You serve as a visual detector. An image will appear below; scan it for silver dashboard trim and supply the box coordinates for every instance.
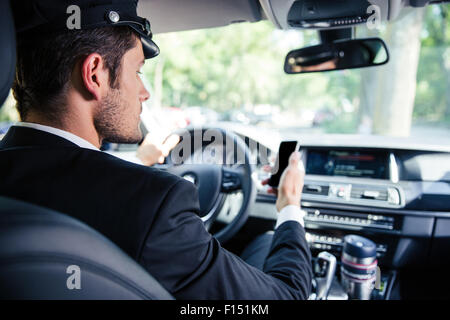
[389,152,399,183]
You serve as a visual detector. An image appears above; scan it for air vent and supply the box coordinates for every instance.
[351,187,388,201]
[303,184,330,196]
[301,180,403,207]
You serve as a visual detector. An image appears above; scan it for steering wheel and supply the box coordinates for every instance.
[157,127,256,243]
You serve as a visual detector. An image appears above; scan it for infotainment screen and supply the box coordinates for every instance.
[306,149,389,179]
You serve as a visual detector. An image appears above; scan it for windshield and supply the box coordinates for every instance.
[136,4,450,147]
[1,4,449,147]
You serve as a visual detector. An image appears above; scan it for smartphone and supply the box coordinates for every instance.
[268,140,300,187]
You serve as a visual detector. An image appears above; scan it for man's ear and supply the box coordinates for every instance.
[81,53,109,101]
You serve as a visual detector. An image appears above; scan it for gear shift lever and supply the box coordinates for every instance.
[314,251,337,300]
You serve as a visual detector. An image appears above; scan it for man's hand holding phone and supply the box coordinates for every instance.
[262,151,306,229]
[262,151,305,212]
[275,151,305,212]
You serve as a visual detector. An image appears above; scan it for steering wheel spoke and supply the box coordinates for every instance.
[221,167,244,193]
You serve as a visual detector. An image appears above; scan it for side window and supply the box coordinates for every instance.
[0,91,19,140]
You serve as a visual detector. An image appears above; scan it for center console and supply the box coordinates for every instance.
[277,147,406,299]
[253,142,449,299]
[310,233,396,300]
[310,252,396,300]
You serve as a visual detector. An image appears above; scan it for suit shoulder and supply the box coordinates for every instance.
[80,149,184,187]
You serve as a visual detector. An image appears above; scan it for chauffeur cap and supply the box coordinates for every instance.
[11,0,159,59]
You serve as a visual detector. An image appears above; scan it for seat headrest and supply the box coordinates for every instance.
[0,1,16,107]
[0,196,174,299]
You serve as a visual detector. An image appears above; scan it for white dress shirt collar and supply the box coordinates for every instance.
[14,122,99,151]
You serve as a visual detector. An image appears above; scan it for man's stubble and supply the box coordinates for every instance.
[94,87,142,144]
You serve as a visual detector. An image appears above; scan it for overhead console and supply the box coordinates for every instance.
[287,0,383,29]
[259,0,420,30]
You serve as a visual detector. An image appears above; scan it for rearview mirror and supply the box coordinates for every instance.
[284,38,389,74]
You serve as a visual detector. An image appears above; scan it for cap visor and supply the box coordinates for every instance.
[128,25,159,59]
[141,36,160,59]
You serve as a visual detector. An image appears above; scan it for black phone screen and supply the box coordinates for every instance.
[268,141,299,187]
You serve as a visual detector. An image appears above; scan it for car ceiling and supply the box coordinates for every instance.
[138,0,263,34]
[138,0,439,34]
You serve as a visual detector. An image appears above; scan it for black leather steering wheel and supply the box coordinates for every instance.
[158,127,256,243]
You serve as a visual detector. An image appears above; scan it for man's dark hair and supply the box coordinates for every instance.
[13,26,138,123]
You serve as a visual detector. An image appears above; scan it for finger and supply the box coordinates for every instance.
[164,134,181,148]
[288,151,300,167]
[267,188,278,195]
[161,134,181,156]
[288,152,305,173]
[298,159,305,173]
[142,133,159,145]
[261,178,270,185]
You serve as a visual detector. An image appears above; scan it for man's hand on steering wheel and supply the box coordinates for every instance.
[137,133,181,166]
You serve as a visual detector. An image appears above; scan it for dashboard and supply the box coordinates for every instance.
[178,129,450,296]
[111,126,450,298]
[246,138,450,299]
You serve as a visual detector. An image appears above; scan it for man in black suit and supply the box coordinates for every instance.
[0,0,312,299]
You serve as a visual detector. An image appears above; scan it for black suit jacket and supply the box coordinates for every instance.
[0,126,312,299]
